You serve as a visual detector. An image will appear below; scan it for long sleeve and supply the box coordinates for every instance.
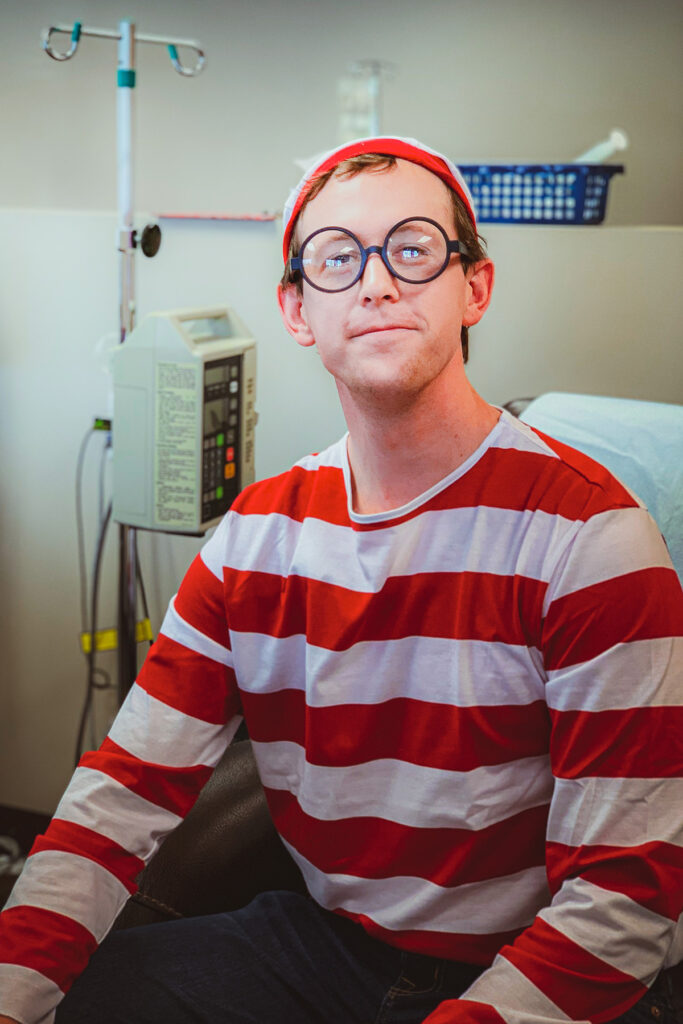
[0,516,243,1024]
[423,504,683,1023]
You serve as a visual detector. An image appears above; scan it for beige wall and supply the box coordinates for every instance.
[0,0,681,224]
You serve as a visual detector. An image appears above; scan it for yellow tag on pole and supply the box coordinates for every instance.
[80,618,153,653]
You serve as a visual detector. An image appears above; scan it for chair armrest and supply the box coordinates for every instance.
[115,739,305,929]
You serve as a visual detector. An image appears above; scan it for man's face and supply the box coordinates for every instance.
[279,159,491,411]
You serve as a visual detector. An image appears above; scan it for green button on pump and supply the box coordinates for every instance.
[216,486,224,500]
[217,433,225,447]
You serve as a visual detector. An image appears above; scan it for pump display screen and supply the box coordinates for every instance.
[202,356,242,521]
[182,315,234,343]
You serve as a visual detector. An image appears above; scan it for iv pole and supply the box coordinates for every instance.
[42,21,206,703]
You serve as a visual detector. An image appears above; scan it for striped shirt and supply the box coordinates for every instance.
[1,410,682,1024]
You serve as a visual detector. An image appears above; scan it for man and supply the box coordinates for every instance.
[0,137,681,1024]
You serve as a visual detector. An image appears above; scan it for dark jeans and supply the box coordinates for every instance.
[56,891,678,1023]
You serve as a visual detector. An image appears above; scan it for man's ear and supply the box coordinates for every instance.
[462,259,495,327]
[277,283,316,348]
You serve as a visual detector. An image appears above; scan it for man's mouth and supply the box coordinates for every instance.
[350,324,416,338]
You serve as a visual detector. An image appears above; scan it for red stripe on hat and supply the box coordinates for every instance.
[283,137,476,262]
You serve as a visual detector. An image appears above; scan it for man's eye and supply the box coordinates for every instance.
[393,244,429,262]
[325,253,352,268]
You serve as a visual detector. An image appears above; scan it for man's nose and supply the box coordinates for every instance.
[358,251,400,303]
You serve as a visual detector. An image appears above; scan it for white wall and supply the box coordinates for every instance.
[0,0,681,224]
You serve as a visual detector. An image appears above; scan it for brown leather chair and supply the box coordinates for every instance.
[114,735,305,930]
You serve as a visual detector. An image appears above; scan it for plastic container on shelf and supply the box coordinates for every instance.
[458,163,624,225]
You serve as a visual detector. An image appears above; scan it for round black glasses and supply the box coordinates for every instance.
[289,216,470,293]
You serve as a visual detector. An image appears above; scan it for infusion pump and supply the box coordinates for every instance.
[112,307,256,534]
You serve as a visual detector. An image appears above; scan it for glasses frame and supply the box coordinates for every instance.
[289,216,470,294]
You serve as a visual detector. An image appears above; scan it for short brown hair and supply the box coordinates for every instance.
[280,154,487,363]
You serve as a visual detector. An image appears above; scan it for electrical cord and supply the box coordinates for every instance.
[75,425,99,630]
[98,426,110,526]
[74,500,113,767]
[75,424,115,756]
[74,419,155,762]
[134,533,154,648]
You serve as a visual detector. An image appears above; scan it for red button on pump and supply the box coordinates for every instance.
[226,446,235,462]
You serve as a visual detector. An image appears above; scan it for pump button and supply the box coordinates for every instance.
[217,432,225,447]
[224,463,236,480]
[216,486,224,500]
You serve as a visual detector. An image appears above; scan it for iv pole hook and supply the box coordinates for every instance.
[43,22,82,61]
[42,22,206,77]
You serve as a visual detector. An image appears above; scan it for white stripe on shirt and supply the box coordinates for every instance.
[462,954,572,1023]
[253,741,553,831]
[290,844,549,936]
[547,776,683,848]
[0,963,61,1024]
[221,506,577,589]
[159,597,233,666]
[547,506,672,604]
[5,850,130,942]
[53,767,182,861]
[546,637,683,711]
[233,633,546,705]
[109,683,239,768]
[537,875,676,984]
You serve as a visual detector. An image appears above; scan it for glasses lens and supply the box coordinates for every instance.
[300,229,362,291]
[386,220,448,281]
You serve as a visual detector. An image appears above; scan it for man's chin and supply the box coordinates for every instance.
[336,370,429,414]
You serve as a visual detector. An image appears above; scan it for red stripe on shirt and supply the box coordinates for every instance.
[79,738,213,817]
[500,916,647,1022]
[424,1003,507,1024]
[546,840,683,920]
[233,447,636,529]
[137,635,240,725]
[334,908,523,966]
[543,567,683,670]
[174,553,231,649]
[529,428,638,509]
[0,905,97,992]
[28,819,144,893]
[244,689,549,770]
[266,787,548,885]
[235,464,350,526]
[226,571,547,651]
[549,706,683,779]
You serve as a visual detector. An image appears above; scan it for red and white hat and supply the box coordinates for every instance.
[282,135,477,264]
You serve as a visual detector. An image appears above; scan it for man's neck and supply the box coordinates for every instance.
[341,376,500,515]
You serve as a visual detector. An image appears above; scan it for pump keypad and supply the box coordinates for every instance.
[202,356,241,522]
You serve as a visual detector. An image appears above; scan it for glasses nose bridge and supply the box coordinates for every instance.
[360,242,395,281]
